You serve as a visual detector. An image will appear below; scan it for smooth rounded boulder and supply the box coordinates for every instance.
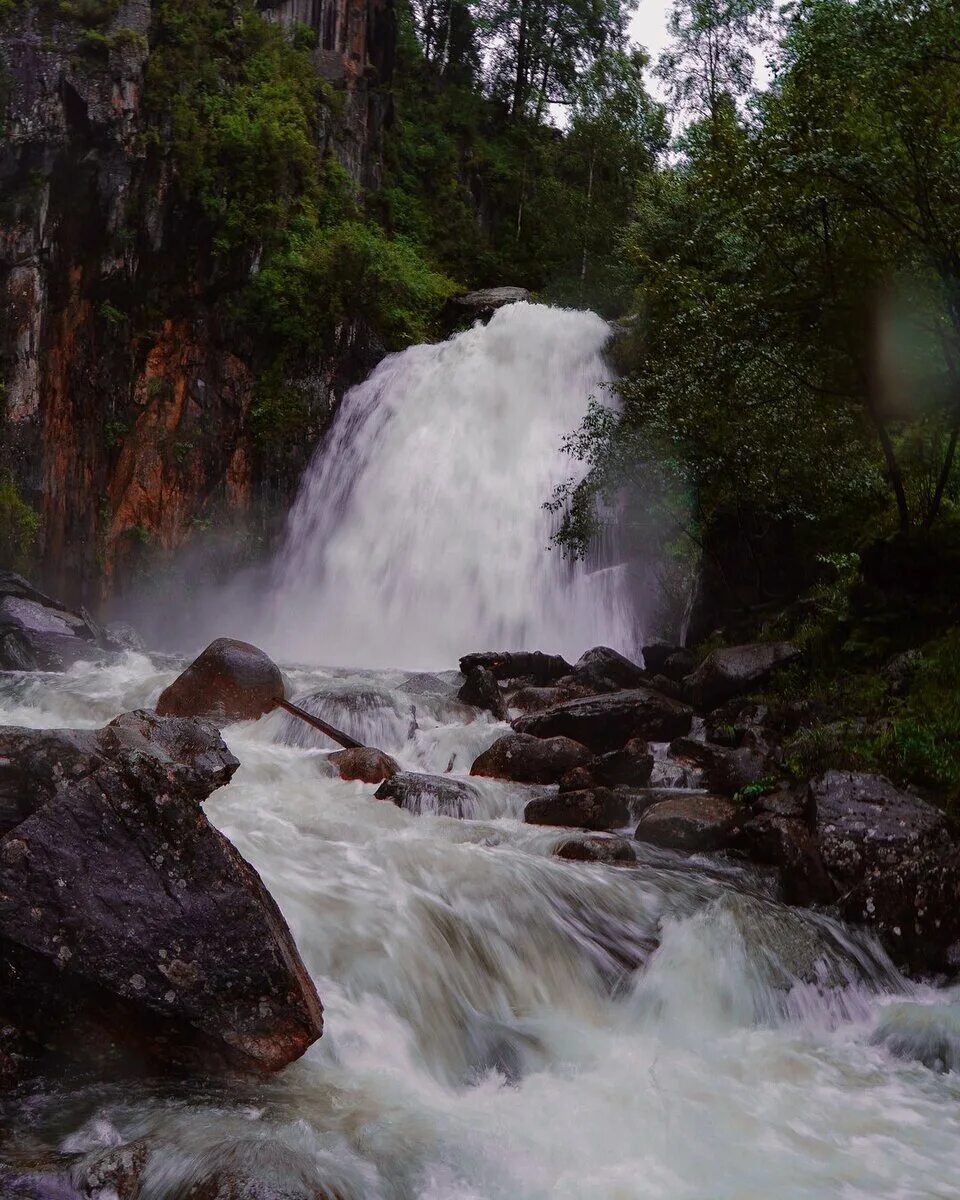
[329,746,400,784]
[571,645,648,693]
[685,642,800,710]
[524,788,630,831]
[554,834,637,865]
[156,638,284,726]
[470,732,592,784]
[634,793,740,852]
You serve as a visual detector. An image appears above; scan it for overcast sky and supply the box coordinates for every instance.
[629,3,672,61]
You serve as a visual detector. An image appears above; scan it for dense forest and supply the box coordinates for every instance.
[2,0,959,801]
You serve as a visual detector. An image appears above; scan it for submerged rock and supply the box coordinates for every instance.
[156,638,284,726]
[470,732,591,785]
[0,711,322,1082]
[457,666,507,719]
[685,642,800,710]
[634,793,740,852]
[375,772,483,818]
[524,788,630,831]
[512,688,693,753]
[554,834,637,865]
[329,747,399,784]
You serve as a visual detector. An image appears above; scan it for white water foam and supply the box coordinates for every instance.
[266,303,639,669]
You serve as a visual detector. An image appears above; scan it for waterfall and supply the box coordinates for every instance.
[266,302,640,669]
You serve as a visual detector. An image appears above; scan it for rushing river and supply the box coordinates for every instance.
[2,656,960,1198]
[2,303,960,1196]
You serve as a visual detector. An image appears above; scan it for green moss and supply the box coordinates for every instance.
[0,471,41,573]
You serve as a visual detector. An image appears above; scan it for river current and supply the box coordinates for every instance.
[1,655,959,1198]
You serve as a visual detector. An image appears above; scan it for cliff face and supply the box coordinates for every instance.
[0,0,394,607]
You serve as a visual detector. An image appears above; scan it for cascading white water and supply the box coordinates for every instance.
[3,657,960,1200]
[266,303,638,669]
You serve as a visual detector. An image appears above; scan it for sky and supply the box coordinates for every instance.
[629,2,673,62]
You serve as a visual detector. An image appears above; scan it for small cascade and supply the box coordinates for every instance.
[266,303,641,669]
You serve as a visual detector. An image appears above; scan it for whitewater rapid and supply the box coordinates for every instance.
[2,656,960,1199]
[266,303,638,669]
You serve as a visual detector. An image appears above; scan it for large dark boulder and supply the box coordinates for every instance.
[524,788,630,831]
[809,771,960,974]
[0,711,322,1081]
[459,650,572,685]
[592,738,653,787]
[451,286,531,322]
[571,646,648,693]
[375,772,483,818]
[685,642,800,710]
[668,732,781,796]
[470,732,592,784]
[512,688,693,753]
[457,666,507,719]
[156,638,284,726]
[0,570,126,671]
[634,793,740,852]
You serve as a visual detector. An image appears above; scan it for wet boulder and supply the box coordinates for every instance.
[470,732,592,785]
[329,747,399,784]
[507,684,587,714]
[0,711,323,1081]
[375,772,483,818]
[668,733,781,796]
[684,642,800,710]
[459,650,572,685]
[457,666,507,720]
[592,738,654,788]
[554,834,637,865]
[639,641,681,675]
[0,570,120,671]
[737,810,835,908]
[809,771,960,973]
[156,638,284,726]
[571,646,648,693]
[634,793,740,852]
[558,765,596,792]
[524,788,630,831]
[512,688,693,753]
[451,286,531,321]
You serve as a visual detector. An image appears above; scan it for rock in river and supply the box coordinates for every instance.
[634,793,740,852]
[0,570,127,671]
[524,788,630,831]
[0,710,322,1082]
[156,638,285,725]
[570,645,648,693]
[376,772,484,818]
[329,746,400,784]
[470,732,592,785]
[512,688,693,753]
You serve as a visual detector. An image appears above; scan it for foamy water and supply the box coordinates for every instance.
[265,303,639,668]
[3,655,960,1199]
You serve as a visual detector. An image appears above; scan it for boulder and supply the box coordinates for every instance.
[737,811,835,908]
[156,638,284,726]
[809,771,960,973]
[457,666,507,719]
[470,732,591,785]
[512,688,693,753]
[634,793,740,852]
[668,733,781,796]
[0,570,119,671]
[451,286,531,320]
[684,642,800,710]
[571,646,647,693]
[558,765,596,792]
[0,711,322,1081]
[662,649,696,682]
[554,834,637,865]
[592,738,653,787]
[524,788,630,831]
[375,772,482,818]
[459,650,572,685]
[329,747,399,784]
[508,684,586,714]
[640,641,681,675]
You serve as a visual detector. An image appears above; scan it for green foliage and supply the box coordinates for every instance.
[0,472,41,572]
[99,300,126,327]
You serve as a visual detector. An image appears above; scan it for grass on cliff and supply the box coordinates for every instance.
[0,470,40,573]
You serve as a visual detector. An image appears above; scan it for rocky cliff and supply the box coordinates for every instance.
[0,0,395,608]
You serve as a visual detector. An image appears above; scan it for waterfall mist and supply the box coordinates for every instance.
[264,302,643,669]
